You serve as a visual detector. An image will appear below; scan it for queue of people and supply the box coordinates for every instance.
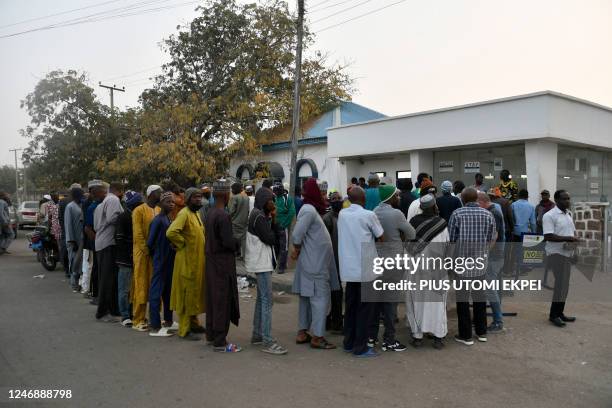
[0,167,578,357]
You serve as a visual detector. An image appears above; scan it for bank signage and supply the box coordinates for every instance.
[439,161,454,173]
[464,161,480,173]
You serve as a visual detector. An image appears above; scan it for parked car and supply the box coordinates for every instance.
[18,201,40,229]
[8,206,18,238]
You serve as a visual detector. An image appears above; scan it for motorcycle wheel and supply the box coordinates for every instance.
[41,248,57,271]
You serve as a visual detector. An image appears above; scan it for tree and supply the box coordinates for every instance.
[104,0,352,185]
[0,165,17,194]
[20,70,122,190]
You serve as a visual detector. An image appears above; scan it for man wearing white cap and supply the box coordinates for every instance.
[130,185,162,331]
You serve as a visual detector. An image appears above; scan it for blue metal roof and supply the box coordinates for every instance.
[302,101,386,139]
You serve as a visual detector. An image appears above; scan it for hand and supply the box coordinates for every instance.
[291,248,300,260]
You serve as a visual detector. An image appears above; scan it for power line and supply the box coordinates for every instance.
[310,0,373,24]
[0,0,126,30]
[316,0,407,33]
[101,65,161,81]
[308,0,354,14]
[308,0,333,9]
[0,0,196,39]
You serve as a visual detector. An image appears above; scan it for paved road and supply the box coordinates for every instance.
[1,238,611,408]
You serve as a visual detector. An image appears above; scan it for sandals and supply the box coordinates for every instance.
[310,337,336,350]
[214,343,242,353]
[132,322,149,332]
[295,331,312,344]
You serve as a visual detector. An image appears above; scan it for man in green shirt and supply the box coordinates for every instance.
[274,182,295,274]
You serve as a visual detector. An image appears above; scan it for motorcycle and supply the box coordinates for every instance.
[27,225,58,271]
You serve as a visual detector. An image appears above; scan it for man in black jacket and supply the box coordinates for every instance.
[115,190,142,327]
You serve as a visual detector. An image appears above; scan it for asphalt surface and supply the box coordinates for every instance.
[1,237,611,408]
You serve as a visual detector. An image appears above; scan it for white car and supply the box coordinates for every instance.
[18,201,40,229]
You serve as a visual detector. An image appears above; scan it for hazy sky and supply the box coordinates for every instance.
[1,0,611,166]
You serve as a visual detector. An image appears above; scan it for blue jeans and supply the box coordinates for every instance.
[252,272,273,344]
[486,258,504,324]
[117,265,133,321]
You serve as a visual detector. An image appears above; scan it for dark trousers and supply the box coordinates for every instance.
[149,262,174,330]
[91,251,99,297]
[343,282,376,355]
[456,288,487,340]
[368,302,397,343]
[205,286,232,348]
[59,238,69,276]
[548,254,571,319]
[95,246,119,318]
[327,288,344,329]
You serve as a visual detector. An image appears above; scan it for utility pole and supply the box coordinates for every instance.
[98,82,125,113]
[288,0,305,202]
[9,148,23,205]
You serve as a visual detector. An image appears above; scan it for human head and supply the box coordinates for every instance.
[416,173,429,188]
[348,186,366,207]
[231,182,243,196]
[200,184,211,200]
[554,190,570,211]
[70,187,84,202]
[329,191,342,213]
[50,192,60,203]
[245,185,254,196]
[262,179,274,190]
[213,179,231,206]
[419,193,438,216]
[440,180,453,195]
[500,169,510,182]
[254,186,275,214]
[159,192,175,214]
[419,178,437,197]
[474,173,484,185]
[461,187,478,204]
[351,177,358,185]
[379,184,399,209]
[518,189,529,200]
[273,182,284,197]
[185,187,203,211]
[110,182,124,200]
[453,180,465,196]
[318,181,328,196]
[487,187,501,200]
[90,185,107,202]
[146,185,162,205]
[367,173,380,188]
[540,189,550,201]
[397,178,413,192]
[477,191,491,208]
[358,177,366,187]
[124,190,143,211]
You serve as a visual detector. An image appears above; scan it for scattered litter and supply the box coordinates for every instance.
[237,277,250,293]
[32,274,45,279]
[581,361,588,365]
[277,291,285,296]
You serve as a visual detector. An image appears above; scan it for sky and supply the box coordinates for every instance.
[1,0,612,166]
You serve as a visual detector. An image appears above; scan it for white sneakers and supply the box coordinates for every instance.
[149,327,175,337]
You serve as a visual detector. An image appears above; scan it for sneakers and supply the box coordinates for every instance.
[250,336,263,345]
[476,335,487,342]
[149,327,174,337]
[432,337,444,350]
[410,337,423,348]
[163,321,179,331]
[487,322,505,333]
[367,338,378,348]
[355,347,379,358]
[381,340,407,352]
[454,335,474,346]
[120,318,133,327]
[261,342,288,355]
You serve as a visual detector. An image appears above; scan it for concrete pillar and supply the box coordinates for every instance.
[409,150,434,182]
[525,140,558,206]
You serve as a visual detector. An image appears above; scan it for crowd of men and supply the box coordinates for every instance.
[0,168,579,356]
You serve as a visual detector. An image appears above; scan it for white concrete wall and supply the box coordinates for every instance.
[525,140,558,206]
[549,97,612,149]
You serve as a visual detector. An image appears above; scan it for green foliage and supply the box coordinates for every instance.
[0,165,17,194]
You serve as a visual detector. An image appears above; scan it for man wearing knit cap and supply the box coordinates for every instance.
[407,178,437,222]
[130,185,161,331]
[167,187,207,340]
[436,180,462,223]
[199,184,213,223]
[65,185,85,292]
[204,179,242,352]
[228,182,249,260]
[147,191,177,336]
[371,185,415,352]
[406,193,450,349]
